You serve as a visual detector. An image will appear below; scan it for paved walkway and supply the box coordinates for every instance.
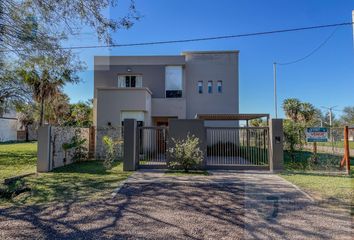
[0,170,353,239]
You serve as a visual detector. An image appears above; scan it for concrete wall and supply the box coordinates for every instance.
[37,126,90,172]
[94,56,186,98]
[184,51,239,119]
[151,98,186,118]
[95,88,152,127]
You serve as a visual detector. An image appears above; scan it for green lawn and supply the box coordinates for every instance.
[0,142,37,180]
[281,151,353,211]
[280,172,353,207]
[0,142,131,206]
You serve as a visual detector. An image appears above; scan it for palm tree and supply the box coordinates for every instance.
[282,98,302,122]
[18,56,80,126]
[299,102,316,124]
[17,104,35,142]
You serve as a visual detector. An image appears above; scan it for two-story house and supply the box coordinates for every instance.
[93,50,239,128]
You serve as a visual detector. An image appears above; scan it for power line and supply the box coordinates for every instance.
[277,26,339,66]
[1,21,353,52]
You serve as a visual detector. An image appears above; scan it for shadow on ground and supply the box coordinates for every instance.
[0,172,352,240]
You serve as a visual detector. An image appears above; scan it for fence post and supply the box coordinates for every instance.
[37,125,52,172]
[88,126,95,159]
[341,126,350,175]
[123,119,138,171]
[269,119,284,172]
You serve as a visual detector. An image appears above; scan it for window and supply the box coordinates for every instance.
[118,75,142,88]
[208,81,213,93]
[165,66,183,98]
[198,81,203,94]
[217,80,222,93]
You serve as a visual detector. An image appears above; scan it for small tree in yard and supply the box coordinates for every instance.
[102,136,123,170]
[283,120,305,161]
[167,134,203,172]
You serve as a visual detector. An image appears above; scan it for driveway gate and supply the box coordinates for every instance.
[138,126,168,167]
[206,127,269,167]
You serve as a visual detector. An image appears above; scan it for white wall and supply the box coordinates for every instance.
[0,118,18,142]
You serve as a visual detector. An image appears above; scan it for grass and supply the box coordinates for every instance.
[165,169,210,176]
[281,151,354,212]
[0,161,131,206]
[0,142,37,180]
[0,142,131,206]
[316,141,354,148]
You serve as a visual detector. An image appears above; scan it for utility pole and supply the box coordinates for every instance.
[273,62,278,118]
[321,106,338,127]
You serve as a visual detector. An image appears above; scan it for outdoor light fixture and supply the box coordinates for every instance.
[127,67,132,72]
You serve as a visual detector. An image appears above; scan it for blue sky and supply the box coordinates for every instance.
[63,0,354,118]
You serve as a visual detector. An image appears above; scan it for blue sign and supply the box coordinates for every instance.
[305,128,328,142]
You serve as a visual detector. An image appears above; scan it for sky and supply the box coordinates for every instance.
[63,0,354,119]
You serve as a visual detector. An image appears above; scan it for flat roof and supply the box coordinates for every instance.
[182,50,239,55]
[195,113,269,121]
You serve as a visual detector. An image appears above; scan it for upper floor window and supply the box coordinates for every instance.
[208,81,213,93]
[217,80,222,93]
[198,81,203,94]
[118,75,142,88]
[165,66,182,98]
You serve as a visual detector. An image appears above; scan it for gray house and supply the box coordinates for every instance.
[93,50,239,128]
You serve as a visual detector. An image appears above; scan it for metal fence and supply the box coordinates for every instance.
[293,127,352,172]
[138,126,168,166]
[206,127,269,166]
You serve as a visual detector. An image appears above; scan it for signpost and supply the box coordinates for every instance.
[305,127,328,142]
[306,128,328,163]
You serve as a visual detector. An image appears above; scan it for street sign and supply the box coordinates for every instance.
[305,128,328,142]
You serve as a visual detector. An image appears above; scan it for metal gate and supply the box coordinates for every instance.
[138,126,168,167]
[206,127,269,167]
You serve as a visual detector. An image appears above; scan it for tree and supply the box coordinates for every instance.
[16,103,35,142]
[64,100,93,127]
[299,102,316,125]
[44,92,70,125]
[249,118,267,127]
[18,55,82,126]
[0,62,31,115]
[282,98,302,122]
[0,0,140,55]
[341,106,354,126]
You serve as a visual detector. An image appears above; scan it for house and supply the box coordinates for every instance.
[93,50,239,128]
[0,110,18,142]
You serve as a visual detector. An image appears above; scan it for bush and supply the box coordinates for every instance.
[102,135,123,169]
[283,120,305,161]
[167,134,203,172]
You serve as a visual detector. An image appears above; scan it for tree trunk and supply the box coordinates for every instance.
[39,97,44,126]
[25,125,29,142]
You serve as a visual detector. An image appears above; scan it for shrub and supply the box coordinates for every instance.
[62,129,88,165]
[283,120,305,161]
[167,134,203,172]
[102,135,123,169]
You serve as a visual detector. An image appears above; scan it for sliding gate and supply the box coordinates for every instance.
[138,126,168,168]
[206,127,269,167]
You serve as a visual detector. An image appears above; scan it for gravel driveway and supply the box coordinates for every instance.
[0,170,352,240]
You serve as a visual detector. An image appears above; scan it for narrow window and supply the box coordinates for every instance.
[165,66,183,98]
[208,81,212,93]
[217,80,222,93]
[125,76,130,87]
[130,76,136,87]
[198,81,203,94]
